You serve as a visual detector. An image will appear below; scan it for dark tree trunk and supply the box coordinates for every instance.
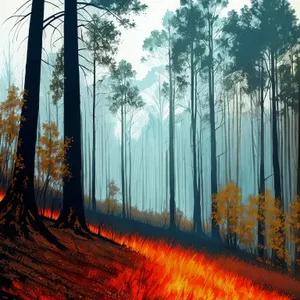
[287,108,292,205]
[57,0,87,231]
[121,103,126,218]
[165,149,168,211]
[124,107,129,217]
[295,78,300,274]
[92,55,96,212]
[227,93,231,181]
[36,115,41,200]
[258,60,265,259]
[84,104,89,209]
[224,91,228,184]
[270,50,284,268]
[168,24,176,230]
[209,21,219,239]
[128,128,132,220]
[250,96,256,193]
[0,0,53,239]
[88,133,92,205]
[191,46,201,233]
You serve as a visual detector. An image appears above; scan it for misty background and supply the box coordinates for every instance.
[0,0,300,222]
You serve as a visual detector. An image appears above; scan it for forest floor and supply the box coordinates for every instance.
[1,214,300,299]
[0,220,146,299]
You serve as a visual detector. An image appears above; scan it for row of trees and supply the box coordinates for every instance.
[212,182,300,271]
[139,0,299,270]
[0,0,146,238]
[0,0,299,273]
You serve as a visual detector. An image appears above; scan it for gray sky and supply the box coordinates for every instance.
[0,0,299,83]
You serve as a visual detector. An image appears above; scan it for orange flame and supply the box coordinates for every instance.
[38,208,59,220]
[0,190,5,202]
[36,209,295,300]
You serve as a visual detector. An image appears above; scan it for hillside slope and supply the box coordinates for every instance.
[0,221,144,299]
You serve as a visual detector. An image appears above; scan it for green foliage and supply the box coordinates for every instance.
[142,11,175,66]
[89,0,147,28]
[172,3,205,73]
[223,0,298,94]
[49,47,64,105]
[85,14,120,67]
[251,0,298,54]
[108,60,144,114]
[142,30,168,52]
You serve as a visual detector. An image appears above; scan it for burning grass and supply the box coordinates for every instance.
[89,224,299,300]
[1,208,299,299]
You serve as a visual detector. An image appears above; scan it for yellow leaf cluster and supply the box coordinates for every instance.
[0,86,24,177]
[36,122,72,189]
[0,86,23,143]
[264,190,289,263]
[238,196,257,251]
[213,182,242,247]
[286,196,300,266]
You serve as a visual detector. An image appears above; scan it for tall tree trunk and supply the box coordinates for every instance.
[88,134,92,205]
[128,126,132,220]
[295,76,300,274]
[237,86,242,187]
[80,111,85,209]
[92,54,96,212]
[159,78,164,213]
[37,114,41,200]
[0,0,44,231]
[283,102,288,209]
[224,90,228,184]
[258,59,265,259]
[0,0,61,245]
[236,88,239,186]
[197,131,203,233]
[250,96,256,193]
[168,24,176,230]
[287,108,292,204]
[270,49,284,267]
[227,93,231,181]
[124,106,129,217]
[191,45,199,232]
[56,102,59,131]
[166,149,169,211]
[209,21,219,239]
[121,103,126,218]
[199,123,205,230]
[84,103,88,208]
[58,0,87,230]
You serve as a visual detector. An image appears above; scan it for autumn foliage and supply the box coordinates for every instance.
[0,86,24,188]
[36,122,71,210]
[212,183,300,270]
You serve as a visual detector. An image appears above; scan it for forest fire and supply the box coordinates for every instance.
[0,190,5,201]
[33,209,295,300]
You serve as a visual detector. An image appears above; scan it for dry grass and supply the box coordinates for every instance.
[1,209,300,299]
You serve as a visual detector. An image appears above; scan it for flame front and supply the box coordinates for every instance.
[36,209,293,300]
[0,190,5,202]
